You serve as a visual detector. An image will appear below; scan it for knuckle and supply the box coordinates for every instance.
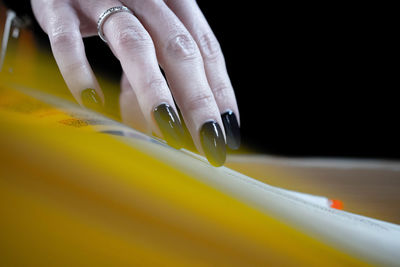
[50,30,79,51]
[165,33,199,61]
[62,61,85,75]
[137,77,166,96]
[198,32,222,62]
[114,25,153,53]
[184,92,215,112]
[147,78,167,92]
[212,84,231,99]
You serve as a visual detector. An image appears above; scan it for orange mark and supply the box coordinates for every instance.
[330,199,344,210]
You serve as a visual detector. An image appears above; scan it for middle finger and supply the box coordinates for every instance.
[126,0,227,166]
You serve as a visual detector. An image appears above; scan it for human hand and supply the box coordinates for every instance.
[31,0,240,166]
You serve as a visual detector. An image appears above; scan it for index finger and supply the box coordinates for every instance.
[32,1,104,110]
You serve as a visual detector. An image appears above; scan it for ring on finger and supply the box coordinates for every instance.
[97,6,134,43]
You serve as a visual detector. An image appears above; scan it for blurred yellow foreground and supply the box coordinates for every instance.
[1,8,398,266]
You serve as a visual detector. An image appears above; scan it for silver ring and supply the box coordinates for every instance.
[97,6,133,43]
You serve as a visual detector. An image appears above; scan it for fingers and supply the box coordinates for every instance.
[33,0,238,166]
[120,72,148,134]
[81,1,186,149]
[31,0,104,110]
[165,0,241,150]
[128,0,227,166]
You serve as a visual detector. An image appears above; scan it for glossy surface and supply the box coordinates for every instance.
[200,121,226,167]
[81,89,102,111]
[221,110,240,150]
[153,103,185,149]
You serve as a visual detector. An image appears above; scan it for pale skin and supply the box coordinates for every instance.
[31,0,240,163]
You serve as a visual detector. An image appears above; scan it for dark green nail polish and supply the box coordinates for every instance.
[81,89,102,110]
[200,121,226,167]
[221,110,241,150]
[153,103,185,149]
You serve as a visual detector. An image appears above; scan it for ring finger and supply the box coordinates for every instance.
[80,0,187,150]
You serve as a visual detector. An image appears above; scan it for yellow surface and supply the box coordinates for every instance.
[0,91,365,266]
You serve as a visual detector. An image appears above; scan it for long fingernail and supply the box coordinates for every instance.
[153,103,185,149]
[81,89,102,110]
[221,110,241,150]
[200,121,226,167]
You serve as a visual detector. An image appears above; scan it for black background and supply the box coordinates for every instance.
[6,1,399,158]
[194,2,399,158]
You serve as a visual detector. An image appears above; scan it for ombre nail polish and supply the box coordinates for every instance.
[81,89,102,110]
[200,121,226,167]
[221,110,241,150]
[153,103,185,149]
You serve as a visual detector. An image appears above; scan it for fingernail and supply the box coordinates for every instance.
[81,89,102,110]
[153,103,185,149]
[200,121,226,167]
[221,110,241,150]
[176,108,196,151]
